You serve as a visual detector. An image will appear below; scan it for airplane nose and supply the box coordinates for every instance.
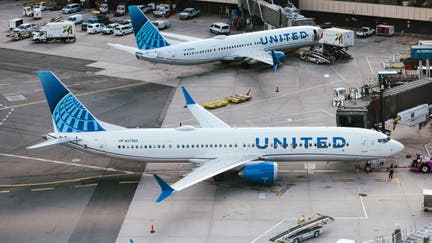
[392,140,404,153]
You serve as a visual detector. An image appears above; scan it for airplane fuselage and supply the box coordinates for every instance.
[135,26,321,64]
[51,126,402,163]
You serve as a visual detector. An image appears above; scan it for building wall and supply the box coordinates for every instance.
[299,0,432,22]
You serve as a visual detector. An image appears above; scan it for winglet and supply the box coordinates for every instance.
[271,51,278,73]
[181,86,195,105]
[153,174,175,203]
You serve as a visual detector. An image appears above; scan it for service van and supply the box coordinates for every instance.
[62,3,80,14]
[114,24,133,36]
[66,14,83,24]
[87,23,103,34]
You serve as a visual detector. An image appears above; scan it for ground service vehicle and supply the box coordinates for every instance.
[410,157,432,173]
[102,23,119,34]
[153,4,170,17]
[87,23,104,34]
[23,6,33,17]
[152,20,169,30]
[66,14,83,24]
[33,8,42,19]
[209,22,230,35]
[356,27,374,37]
[81,15,108,30]
[114,5,126,16]
[99,3,109,14]
[32,22,76,42]
[114,24,133,36]
[376,24,395,36]
[179,8,200,20]
[8,18,23,30]
[137,5,151,13]
[8,23,33,40]
[62,3,80,14]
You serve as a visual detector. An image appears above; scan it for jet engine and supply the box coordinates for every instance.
[273,51,286,63]
[238,161,278,184]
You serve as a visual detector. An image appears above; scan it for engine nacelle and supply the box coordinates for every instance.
[239,161,278,185]
[273,51,286,63]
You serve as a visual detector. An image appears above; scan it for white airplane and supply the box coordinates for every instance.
[108,6,323,71]
[29,71,404,202]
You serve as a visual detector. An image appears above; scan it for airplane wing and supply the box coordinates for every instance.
[153,154,258,202]
[161,32,203,42]
[243,50,281,72]
[181,86,230,128]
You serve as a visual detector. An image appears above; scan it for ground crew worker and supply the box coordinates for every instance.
[388,163,394,180]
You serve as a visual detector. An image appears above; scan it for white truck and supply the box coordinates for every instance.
[319,27,354,48]
[7,23,34,40]
[33,8,42,19]
[356,27,374,37]
[179,8,200,20]
[8,18,23,30]
[153,4,170,17]
[32,22,76,43]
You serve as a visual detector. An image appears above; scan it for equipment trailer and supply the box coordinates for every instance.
[270,214,334,243]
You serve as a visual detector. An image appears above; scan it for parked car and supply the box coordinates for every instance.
[114,24,133,36]
[152,20,169,30]
[23,6,34,17]
[137,5,151,13]
[356,27,374,38]
[153,4,170,17]
[81,14,109,31]
[87,23,104,34]
[179,8,200,20]
[7,23,34,40]
[102,23,119,34]
[66,14,83,24]
[62,3,80,14]
[209,22,230,35]
[99,3,109,14]
[114,5,126,16]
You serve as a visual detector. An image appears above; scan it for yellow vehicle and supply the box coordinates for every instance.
[203,99,228,109]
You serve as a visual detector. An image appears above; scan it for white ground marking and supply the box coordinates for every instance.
[365,56,374,74]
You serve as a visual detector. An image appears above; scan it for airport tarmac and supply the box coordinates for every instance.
[0,1,431,242]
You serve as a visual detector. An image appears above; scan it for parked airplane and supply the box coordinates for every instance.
[108,6,323,71]
[29,71,404,202]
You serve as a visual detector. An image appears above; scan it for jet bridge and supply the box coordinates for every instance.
[239,0,315,28]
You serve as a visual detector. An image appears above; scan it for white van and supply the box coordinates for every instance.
[66,14,83,24]
[62,3,80,14]
[114,24,133,36]
[87,23,103,34]
[209,22,230,35]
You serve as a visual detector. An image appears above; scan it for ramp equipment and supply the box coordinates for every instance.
[269,214,334,243]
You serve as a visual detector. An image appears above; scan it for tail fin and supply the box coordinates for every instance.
[38,71,123,133]
[128,5,170,50]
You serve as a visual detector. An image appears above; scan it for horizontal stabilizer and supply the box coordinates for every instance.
[153,174,175,203]
[27,137,80,149]
[107,43,139,55]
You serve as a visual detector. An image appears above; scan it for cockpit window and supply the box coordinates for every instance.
[378,137,390,143]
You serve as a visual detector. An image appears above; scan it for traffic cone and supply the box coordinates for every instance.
[275,84,279,93]
[150,224,155,233]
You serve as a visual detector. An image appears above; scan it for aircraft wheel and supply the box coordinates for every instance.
[364,164,372,173]
[421,164,430,173]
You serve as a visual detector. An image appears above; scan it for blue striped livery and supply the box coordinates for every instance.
[128,5,170,50]
[38,71,105,133]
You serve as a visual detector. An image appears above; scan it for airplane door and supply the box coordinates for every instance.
[361,137,368,152]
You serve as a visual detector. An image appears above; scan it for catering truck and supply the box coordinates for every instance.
[32,22,76,43]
